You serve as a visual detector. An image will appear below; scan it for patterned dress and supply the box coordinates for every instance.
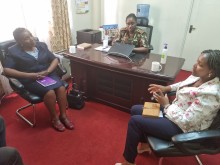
[165,75,220,132]
[114,27,149,48]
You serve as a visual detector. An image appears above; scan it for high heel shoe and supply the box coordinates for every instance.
[51,119,65,132]
[115,162,135,165]
[59,116,74,130]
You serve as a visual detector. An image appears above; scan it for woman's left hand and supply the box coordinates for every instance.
[152,89,169,107]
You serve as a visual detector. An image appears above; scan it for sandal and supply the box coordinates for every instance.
[115,162,135,165]
[51,119,65,132]
[137,143,151,154]
[59,116,74,130]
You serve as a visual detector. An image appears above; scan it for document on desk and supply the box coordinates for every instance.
[94,46,111,52]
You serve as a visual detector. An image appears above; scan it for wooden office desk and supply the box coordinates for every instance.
[62,44,185,112]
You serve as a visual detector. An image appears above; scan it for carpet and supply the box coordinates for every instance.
[1,70,220,165]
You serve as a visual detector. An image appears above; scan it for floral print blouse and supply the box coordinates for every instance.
[165,75,220,132]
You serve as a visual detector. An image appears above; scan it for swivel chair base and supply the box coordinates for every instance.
[158,155,202,165]
[195,155,203,165]
[16,103,36,127]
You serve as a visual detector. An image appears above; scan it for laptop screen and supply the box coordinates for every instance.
[107,42,135,58]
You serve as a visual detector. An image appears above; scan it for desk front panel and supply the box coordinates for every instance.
[64,44,184,112]
[71,60,170,112]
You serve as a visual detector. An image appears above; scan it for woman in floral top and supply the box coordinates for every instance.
[116,49,220,165]
[113,13,150,53]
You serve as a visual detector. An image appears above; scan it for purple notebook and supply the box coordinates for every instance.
[36,76,57,87]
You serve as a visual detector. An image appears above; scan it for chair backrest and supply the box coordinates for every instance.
[136,17,153,45]
[0,38,39,65]
[0,39,16,63]
[209,109,220,129]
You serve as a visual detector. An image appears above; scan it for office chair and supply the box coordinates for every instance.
[146,92,220,165]
[136,17,153,52]
[0,39,69,127]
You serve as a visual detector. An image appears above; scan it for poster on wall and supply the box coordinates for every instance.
[76,0,89,14]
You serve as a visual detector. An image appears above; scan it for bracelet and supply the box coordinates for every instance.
[163,104,170,115]
[164,104,170,109]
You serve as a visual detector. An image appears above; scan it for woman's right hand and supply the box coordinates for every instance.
[148,84,166,93]
[30,73,45,80]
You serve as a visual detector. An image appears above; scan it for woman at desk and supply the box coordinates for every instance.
[113,13,149,53]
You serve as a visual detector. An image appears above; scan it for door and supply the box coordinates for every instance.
[181,0,220,71]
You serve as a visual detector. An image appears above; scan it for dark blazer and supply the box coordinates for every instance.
[4,42,57,84]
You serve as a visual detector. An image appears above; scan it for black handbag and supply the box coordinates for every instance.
[67,83,85,110]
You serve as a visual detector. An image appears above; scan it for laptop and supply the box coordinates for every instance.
[107,42,135,58]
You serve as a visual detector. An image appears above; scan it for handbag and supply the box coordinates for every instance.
[67,83,85,110]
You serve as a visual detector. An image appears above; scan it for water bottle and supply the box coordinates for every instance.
[161,44,168,64]
[103,35,108,48]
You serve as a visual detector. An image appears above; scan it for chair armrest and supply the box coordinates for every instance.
[8,78,24,90]
[167,91,176,96]
[149,45,153,50]
[56,63,67,77]
[172,130,220,143]
[172,130,220,154]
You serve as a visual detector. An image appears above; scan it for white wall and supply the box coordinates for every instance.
[68,0,101,44]
[102,0,193,57]
[68,0,192,57]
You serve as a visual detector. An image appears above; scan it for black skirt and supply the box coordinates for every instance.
[23,75,65,97]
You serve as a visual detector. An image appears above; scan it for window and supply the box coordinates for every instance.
[0,0,51,42]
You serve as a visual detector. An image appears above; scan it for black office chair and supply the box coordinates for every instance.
[0,39,69,127]
[136,17,153,52]
[146,92,220,165]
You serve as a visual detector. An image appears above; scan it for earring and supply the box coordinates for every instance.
[208,73,212,78]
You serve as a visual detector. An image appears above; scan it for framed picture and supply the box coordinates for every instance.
[76,0,89,14]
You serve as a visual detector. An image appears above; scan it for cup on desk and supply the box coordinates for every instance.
[151,61,162,72]
[69,45,76,54]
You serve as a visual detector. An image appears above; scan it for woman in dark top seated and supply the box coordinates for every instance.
[3,28,74,132]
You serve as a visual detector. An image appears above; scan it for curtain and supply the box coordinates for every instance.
[50,0,71,52]
[20,0,52,45]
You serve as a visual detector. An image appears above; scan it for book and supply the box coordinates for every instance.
[142,102,160,118]
[77,43,92,49]
[36,76,57,87]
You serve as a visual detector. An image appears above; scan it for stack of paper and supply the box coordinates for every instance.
[94,46,111,52]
